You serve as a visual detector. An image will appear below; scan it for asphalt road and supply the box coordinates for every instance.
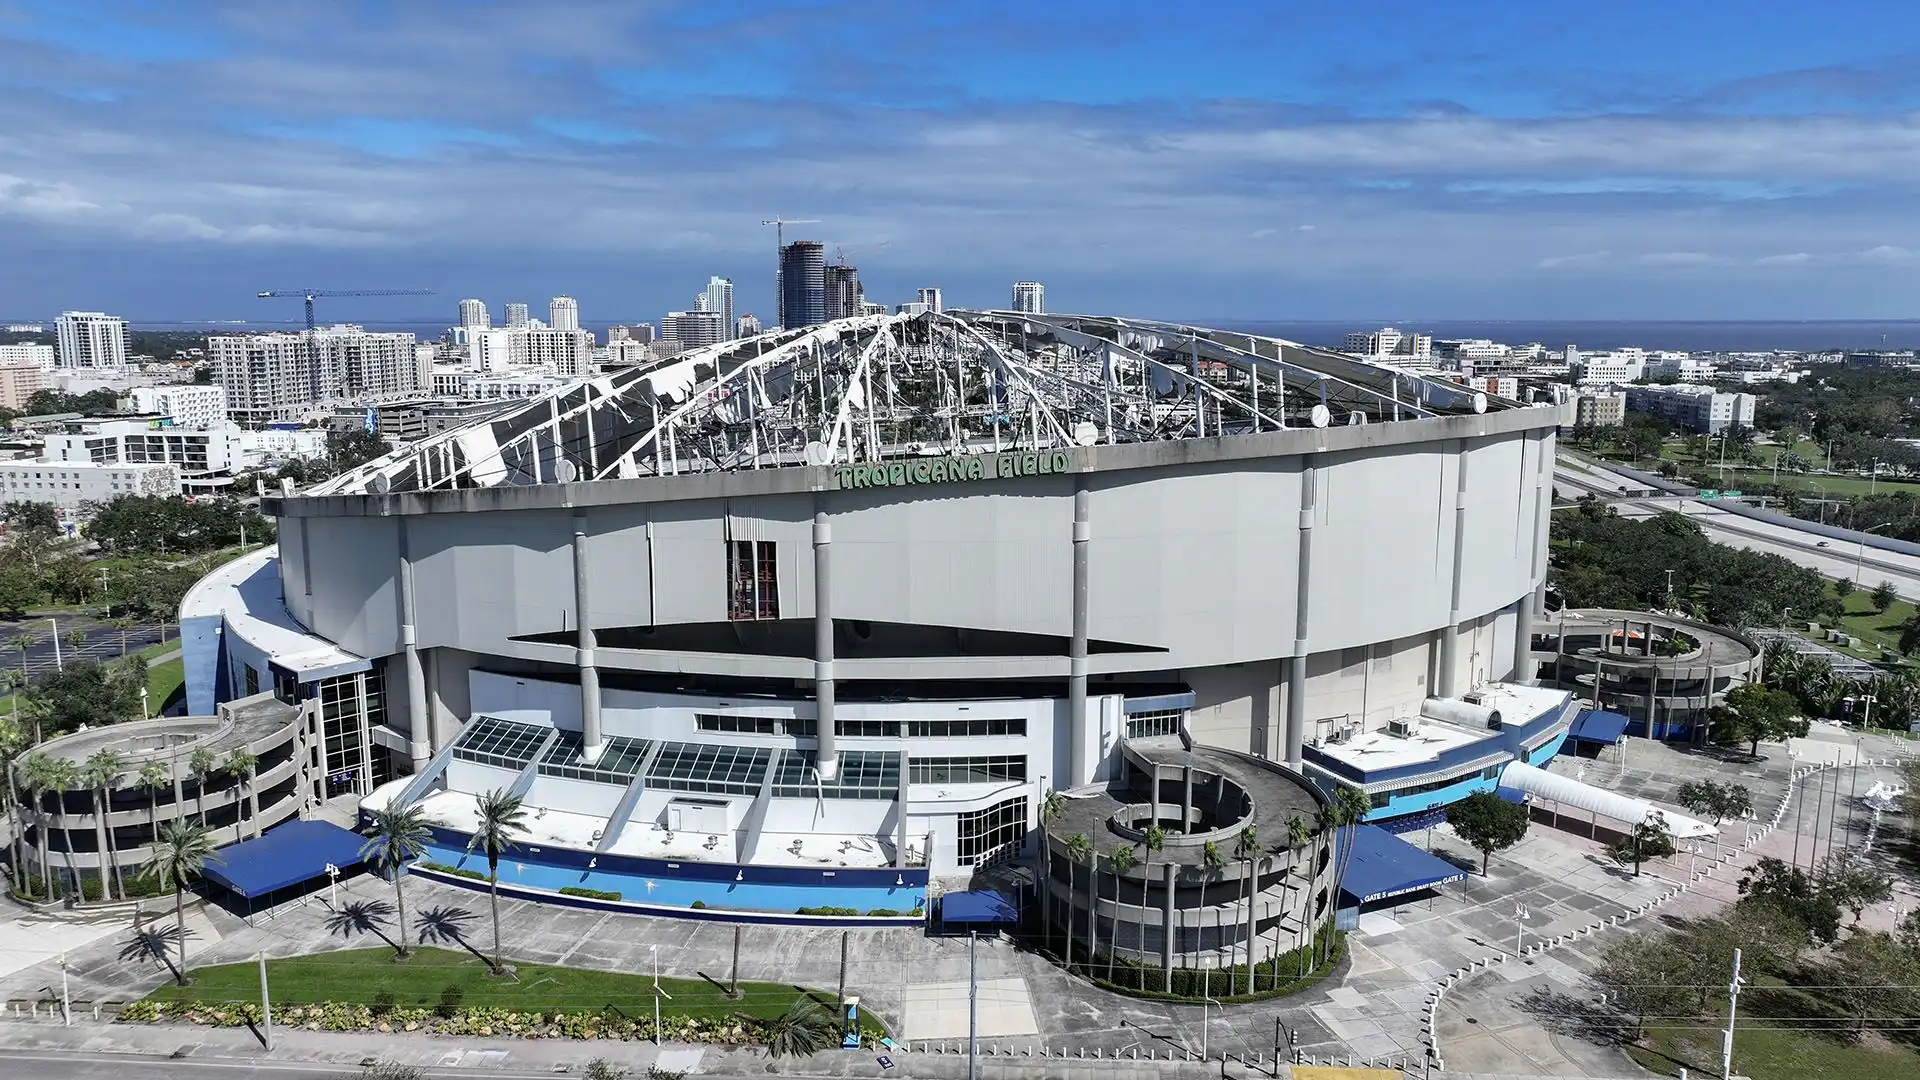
[0,1051,773,1079]
[0,621,170,679]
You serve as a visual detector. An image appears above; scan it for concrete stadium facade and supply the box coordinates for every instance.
[182,311,1572,935]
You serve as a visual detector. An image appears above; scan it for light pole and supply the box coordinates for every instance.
[139,686,150,721]
[324,862,339,909]
[1664,569,1675,611]
[1854,521,1896,585]
[967,930,979,1080]
[648,944,672,1045]
[1200,996,1222,1061]
[1513,903,1531,956]
[1722,948,1745,1080]
[58,954,70,1026]
[47,617,61,671]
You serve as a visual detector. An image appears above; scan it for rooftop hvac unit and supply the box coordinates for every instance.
[1386,717,1415,738]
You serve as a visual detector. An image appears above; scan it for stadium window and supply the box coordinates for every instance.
[727,540,779,621]
[1126,709,1184,739]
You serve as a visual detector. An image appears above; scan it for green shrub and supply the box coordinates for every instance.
[1078,924,1346,1001]
[371,989,396,1018]
[689,900,705,909]
[418,862,486,881]
[865,909,899,917]
[795,906,860,917]
[558,886,622,901]
[434,984,463,1019]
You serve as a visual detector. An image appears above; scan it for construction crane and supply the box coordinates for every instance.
[832,239,889,266]
[760,217,820,329]
[257,287,432,407]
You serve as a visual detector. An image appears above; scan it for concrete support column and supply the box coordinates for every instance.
[1068,484,1092,784]
[1438,442,1472,698]
[894,746,909,869]
[813,506,838,782]
[571,510,605,764]
[1515,435,1551,683]
[396,519,430,773]
[1161,860,1177,984]
[1181,756,1196,834]
[1285,462,1317,770]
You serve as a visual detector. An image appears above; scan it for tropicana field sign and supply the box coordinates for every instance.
[833,450,1073,490]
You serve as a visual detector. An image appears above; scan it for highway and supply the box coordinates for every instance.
[1554,460,1920,600]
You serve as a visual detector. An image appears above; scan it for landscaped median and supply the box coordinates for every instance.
[124,946,885,1046]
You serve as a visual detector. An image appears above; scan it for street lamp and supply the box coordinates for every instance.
[46,617,61,672]
[1200,996,1222,1061]
[1513,903,1531,956]
[324,862,340,909]
[1855,521,1897,585]
[1664,569,1675,611]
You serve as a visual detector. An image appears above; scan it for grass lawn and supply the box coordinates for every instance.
[146,655,184,713]
[1798,585,1918,670]
[144,946,838,1022]
[1627,979,1920,1080]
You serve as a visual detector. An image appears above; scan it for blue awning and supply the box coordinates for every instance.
[1570,709,1631,745]
[199,819,368,899]
[941,890,1019,923]
[1339,824,1468,906]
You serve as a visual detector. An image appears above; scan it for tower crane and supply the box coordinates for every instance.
[760,217,820,329]
[256,287,432,407]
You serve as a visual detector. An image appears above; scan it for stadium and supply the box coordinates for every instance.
[180,310,1572,941]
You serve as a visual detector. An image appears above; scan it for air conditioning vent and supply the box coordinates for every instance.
[1386,717,1415,738]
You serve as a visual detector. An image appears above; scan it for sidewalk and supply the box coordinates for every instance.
[0,1015,1230,1079]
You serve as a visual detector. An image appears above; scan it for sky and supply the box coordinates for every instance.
[6,1,1920,325]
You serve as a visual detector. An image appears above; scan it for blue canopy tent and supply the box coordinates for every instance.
[199,819,368,914]
[941,889,1019,924]
[1338,824,1468,909]
[1569,709,1631,747]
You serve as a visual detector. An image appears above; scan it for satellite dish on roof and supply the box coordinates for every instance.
[1309,404,1331,429]
[554,459,579,484]
[369,474,390,494]
[803,441,830,466]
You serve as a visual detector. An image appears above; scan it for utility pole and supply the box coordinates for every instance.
[1722,948,1744,1080]
[258,951,273,1050]
[967,930,979,1080]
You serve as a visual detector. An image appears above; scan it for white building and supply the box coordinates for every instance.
[458,299,489,329]
[523,328,593,378]
[130,385,229,429]
[702,278,735,339]
[56,312,129,370]
[662,310,726,351]
[1011,281,1045,314]
[469,327,530,373]
[549,297,580,332]
[0,343,56,370]
[1342,327,1433,367]
[1623,385,1756,434]
[735,314,762,338]
[1570,355,1646,386]
[505,303,529,328]
[41,416,325,487]
[0,459,179,508]
[211,326,421,427]
[916,288,943,313]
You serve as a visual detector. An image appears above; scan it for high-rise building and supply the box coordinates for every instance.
[916,287,943,313]
[824,264,863,321]
[1012,281,1045,314]
[212,326,420,427]
[0,362,51,410]
[55,312,129,369]
[129,385,228,428]
[505,303,530,328]
[703,277,735,338]
[780,241,827,328]
[662,310,727,351]
[549,297,580,331]
[736,313,762,337]
[0,343,55,369]
[458,299,490,329]
[524,328,593,377]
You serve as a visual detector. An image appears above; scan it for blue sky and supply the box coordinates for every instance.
[6,1,1920,324]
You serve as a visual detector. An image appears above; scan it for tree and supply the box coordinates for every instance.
[327,429,390,473]
[83,748,126,901]
[1108,843,1137,983]
[42,756,80,890]
[1608,812,1677,877]
[0,721,24,879]
[1041,792,1066,956]
[1199,838,1225,970]
[360,803,432,958]
[1590,931,1696,1041]
[466,788,529,976]
[1321,785,1370,964]
[1674,779,1752,852]
[0,502,57,532]
[137,760,169,845]
[1835,576,1856,598]
[1711,683,1805,757]
[139,820,218,985]
[1736,856,1842,944]
[1816,851,1893,925]
[1446,791,1531,875]
[221,748,258,838]
[1233,825,1260,990]
[187,747,217,825]
[17,752,64,899]
[1140,824,1166,989]
[1871,580,1899,613]
[1829,931,1920,1032]
[762,997,837,1058]
[23,659,147,738]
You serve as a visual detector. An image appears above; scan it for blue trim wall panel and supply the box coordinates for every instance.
[181,614,224,717]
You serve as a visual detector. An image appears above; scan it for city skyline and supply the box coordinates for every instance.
[5,2,1920,323]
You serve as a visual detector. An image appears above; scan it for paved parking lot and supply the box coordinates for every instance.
[0,619,170,678]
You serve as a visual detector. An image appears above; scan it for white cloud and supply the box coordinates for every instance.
[1539,251,1612,269]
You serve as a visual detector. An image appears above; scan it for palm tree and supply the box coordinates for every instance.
[7,634,35,698]
[1064,832,1093,968]
[1284,814,1312,975]
[466,788,529,976]
[62,629,85,660]
[139,820,218,986]
[1107,843,1138,984]
[137,760,169,844]
[187,748,217,826]
[18,752,63,900]
[1233,824,1259,993]
[762,997,837,1058]
[43,757,81,897]
[1141,825,1167,989]
[360,803,431,957]
[223,749,259,839]
[0,724,26,879]
[1200,839,1225,985]
[83,748,127,901]
[1318,786,1371,966]
[1040,791,1067,955]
